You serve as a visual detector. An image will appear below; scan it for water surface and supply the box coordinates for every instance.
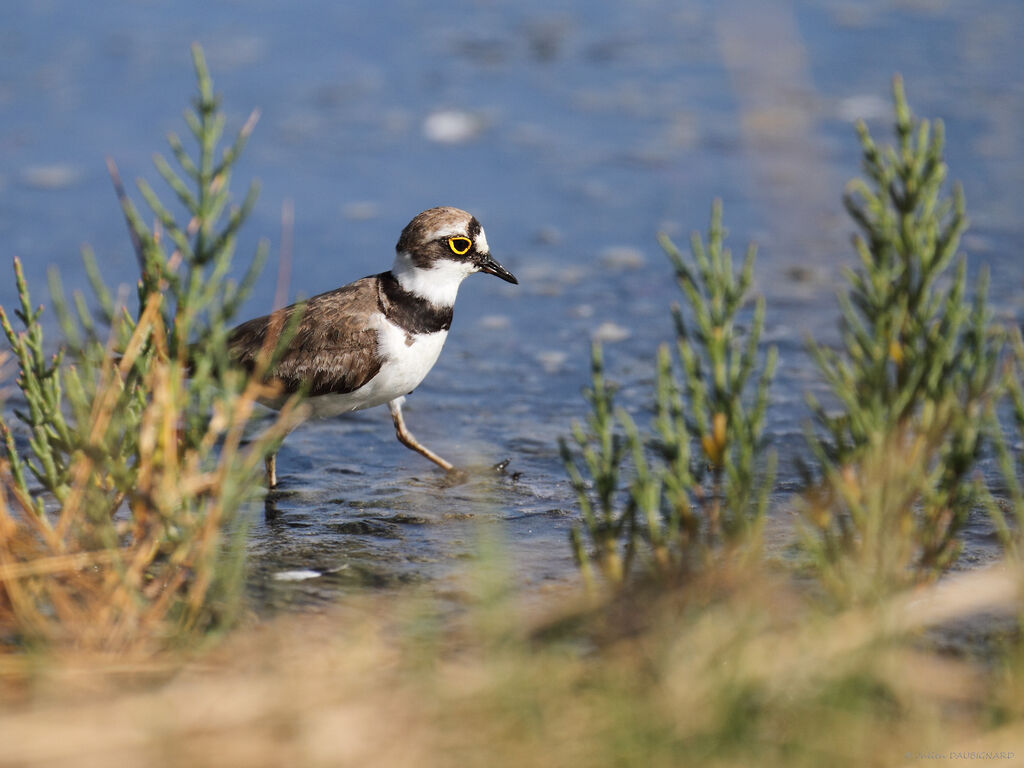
[2,0,1023,607]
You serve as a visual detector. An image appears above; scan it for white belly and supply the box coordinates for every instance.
[303,321,448,419]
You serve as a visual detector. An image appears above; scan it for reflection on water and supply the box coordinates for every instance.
[2,0,1022,608]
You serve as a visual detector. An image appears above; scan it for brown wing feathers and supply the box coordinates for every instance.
[228,276,384,396]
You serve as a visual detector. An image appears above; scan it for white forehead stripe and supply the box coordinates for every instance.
[424,223,469,242]
[475,227,489,254]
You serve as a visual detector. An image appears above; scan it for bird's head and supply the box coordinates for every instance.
[392,207,517,305]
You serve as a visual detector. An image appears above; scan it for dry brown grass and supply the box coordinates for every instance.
[0,300,303,655]
[0,557,1021,768]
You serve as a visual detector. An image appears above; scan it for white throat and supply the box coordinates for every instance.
[392,251,475,307]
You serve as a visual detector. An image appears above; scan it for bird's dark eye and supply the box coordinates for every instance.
[448,237,472,256]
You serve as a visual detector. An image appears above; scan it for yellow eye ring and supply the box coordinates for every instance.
[448,237,472,255]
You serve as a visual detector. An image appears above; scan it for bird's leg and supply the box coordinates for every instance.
[264,421,297,489]
[265,452,278,489]
[388,398,456,473]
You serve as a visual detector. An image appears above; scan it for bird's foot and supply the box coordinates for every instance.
[441,467,471,487]
[438,459,513,487]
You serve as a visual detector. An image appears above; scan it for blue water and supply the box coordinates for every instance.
[2,0,1023,606]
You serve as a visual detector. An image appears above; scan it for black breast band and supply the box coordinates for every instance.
[378,272,453,334]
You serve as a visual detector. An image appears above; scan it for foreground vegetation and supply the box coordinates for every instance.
[1,52,1023,767]
[0,555,1021,767]
[0,46,303,652]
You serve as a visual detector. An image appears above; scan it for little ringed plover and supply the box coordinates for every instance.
[227,206,518,487]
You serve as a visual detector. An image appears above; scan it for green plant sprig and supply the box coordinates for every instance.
[561,201,776,587]
[801,75,1003,599]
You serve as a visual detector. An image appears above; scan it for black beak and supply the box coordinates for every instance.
[477,253,518,284]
